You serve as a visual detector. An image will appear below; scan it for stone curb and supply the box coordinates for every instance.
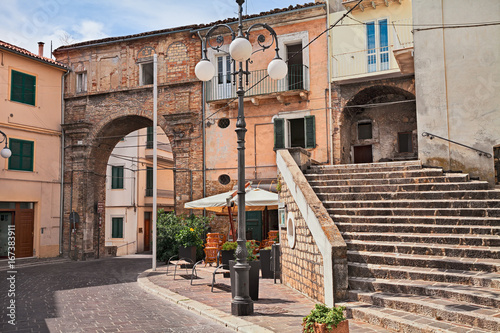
[137,269,274,333]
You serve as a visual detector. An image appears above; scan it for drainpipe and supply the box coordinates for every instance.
[59,68,70,256]
[326,0,333,165]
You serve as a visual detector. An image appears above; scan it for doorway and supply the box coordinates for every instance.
[354,145,373,163]
[287,43,303,90]
[144,212,151,252]
[0,212,13,257]
[246,211,262,241]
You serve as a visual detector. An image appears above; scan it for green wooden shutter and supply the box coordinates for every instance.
[11,70,36,106]
[8,139,34,171]
[274,118,285,149]
[146,167,153,196]
[112,166,124,189]
[305,115,316,149]
[146,127,153,149]
[112,217,123,238]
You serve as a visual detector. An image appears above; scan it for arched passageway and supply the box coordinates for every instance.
[339,84,416,164]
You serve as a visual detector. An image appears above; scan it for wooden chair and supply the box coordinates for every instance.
[203,247,219,266]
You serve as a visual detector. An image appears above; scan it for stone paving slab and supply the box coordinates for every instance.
[139,263,395,333]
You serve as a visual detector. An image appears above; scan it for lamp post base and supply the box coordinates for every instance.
[231,298,254,316]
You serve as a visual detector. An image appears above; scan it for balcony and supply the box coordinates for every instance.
[342,0,404,12]
[206,64,309,105]
[331,18,413,82]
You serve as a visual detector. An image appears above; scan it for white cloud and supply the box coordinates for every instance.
[75,20,108,42]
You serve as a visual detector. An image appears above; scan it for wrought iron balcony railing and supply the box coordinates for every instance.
[206,64,309,102]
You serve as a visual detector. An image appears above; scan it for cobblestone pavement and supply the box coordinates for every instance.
[141,262,394,333]
[0,255,232,333]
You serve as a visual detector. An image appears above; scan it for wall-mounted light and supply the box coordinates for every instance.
[0,130,12,158]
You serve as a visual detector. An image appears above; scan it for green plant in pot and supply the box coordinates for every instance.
[302,304,348,333]
[175,226,203,263]
[220,241,237,269]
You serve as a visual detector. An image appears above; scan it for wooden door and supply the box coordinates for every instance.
[354,145,373,164]
[144,218,151,252]
[16,209,34,258]
[246,211,262,241]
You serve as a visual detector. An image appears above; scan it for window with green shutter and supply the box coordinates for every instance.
[305,115,316,149]
[274,116,315,149]
[146,127,153,149]
[8,139,34,171]
[146,166,153,197]
[111,166,124,189]
[274,118,285,150]
[11,70,36,106]
[112,217,123,238]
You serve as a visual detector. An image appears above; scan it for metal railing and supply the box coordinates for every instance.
[146,189,174,197]
[422,132,492,158]
[206,64,309,102]
[332,45,398,78]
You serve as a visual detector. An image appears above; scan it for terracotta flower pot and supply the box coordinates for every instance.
[310,320,349,333]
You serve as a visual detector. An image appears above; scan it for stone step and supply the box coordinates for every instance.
[347,290,500,332]
[329,207,500,217]
[325,199,500,210]
[317,190,500,201]
[347,250,500,272]
[336,222,500,235]
[307,174,469,186]
[333,215,500,227]
[342,231,500,247]
[345,240,500,260]
[308,161,422,174]
[348,277,500,309]
[312,181,490,194]
[339,300,494,333]
[347,262,500,289]
[306,169,445,181]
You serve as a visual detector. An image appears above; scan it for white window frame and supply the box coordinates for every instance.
[139,62,154,86]
[76,72,87,93]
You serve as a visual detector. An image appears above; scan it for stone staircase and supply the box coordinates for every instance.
[305,160,500,333]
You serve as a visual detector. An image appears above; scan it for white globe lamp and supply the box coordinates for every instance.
[195,60,215,82]
[229,37,252,62]
[267,58,288,80]
[1,147,11,159]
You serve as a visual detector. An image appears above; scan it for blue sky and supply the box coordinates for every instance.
[1,0,307,56]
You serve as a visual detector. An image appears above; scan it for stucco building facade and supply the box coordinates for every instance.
[0,41,68,259]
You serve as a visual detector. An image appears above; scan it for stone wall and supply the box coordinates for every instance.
[279,172,325,303]
[276,149,348,306]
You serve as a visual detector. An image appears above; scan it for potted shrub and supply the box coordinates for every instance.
[259,246,272,279]
[220,241,237,269]
[229,241,261,300]
[175,226,203,264]
[302,304,348,333]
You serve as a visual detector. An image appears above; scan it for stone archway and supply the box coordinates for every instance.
[62,85,203,260]
[333,77,416,164]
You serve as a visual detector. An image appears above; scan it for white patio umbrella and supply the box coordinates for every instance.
[184,186,278,213]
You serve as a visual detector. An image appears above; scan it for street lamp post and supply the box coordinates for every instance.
[195,0,287,316]
[0,130,12,159]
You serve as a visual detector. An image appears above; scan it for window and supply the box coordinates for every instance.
[10,70,36,106]
[146,166,153,197]
[111,217,123,238]
[367,19,389,72]
[286,43,303,90]
[216,55,232,99]
[146,127,153,149]
[398,132,413,153]
[111,166,124,189]
[140,62,153,85]
[8,139,34,171]
[274,115,315,149]
[358,122,372,140]
[76,72,87,93]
